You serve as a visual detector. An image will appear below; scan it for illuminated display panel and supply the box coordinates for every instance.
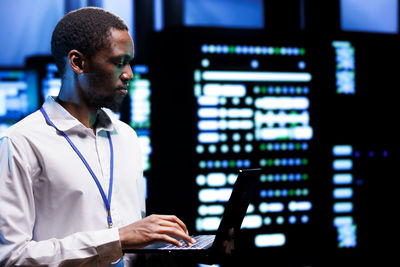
[148,30,396,265]
[332,41,355,94]
[332,144,357,248]
[41,63,61,100]
[193,41,315,251]
[0,69,38,135]
[130,65,152,172]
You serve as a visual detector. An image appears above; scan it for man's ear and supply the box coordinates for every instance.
[68,50,86,74]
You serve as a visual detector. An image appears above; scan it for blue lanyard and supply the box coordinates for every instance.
[40,107,114,228]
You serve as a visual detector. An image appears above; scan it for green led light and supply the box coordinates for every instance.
[302,173,309,180]
[261,86,267,94]
[260,143,266,151]
[289,189,295,196]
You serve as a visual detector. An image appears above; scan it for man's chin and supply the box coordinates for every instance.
[102,101,121,113]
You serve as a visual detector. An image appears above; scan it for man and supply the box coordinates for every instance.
[0,7,194,266]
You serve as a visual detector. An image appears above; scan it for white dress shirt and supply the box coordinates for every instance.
[0,96,146,266]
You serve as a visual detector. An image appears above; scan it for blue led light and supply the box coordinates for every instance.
[301,215,309,223]
[274,143,280,151]
[236,160,243,168]
[288,143,295,150]
[298,61,306,70]
[302,142,308,150]
[251,59,259,69]
[221,160,229,168]
[260,190,267,198]
[201,44,208,53]
[244,159,251,167]
[281,189,288,197]
[133,65,149,74]
[207,160,214,168]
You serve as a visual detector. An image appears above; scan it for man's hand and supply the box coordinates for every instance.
[118,214,196,249]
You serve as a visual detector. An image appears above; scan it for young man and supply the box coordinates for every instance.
[0,7,194,266]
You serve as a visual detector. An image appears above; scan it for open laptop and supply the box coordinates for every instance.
[124,168,261,261]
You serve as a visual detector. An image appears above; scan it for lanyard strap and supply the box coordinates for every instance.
[40,107,114,228]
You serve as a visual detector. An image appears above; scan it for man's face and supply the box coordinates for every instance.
[82,28,134,112]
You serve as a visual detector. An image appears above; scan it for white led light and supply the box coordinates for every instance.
[202,71,312,82]
[254,234,286,247]
[254,96,310,110]
[333,159,353,171]
[241,215,262,229]
[207,173,227,187]
[203,83,246,97]
[333,145,353,156]
[333,173,353,184]
[288,201,312,212]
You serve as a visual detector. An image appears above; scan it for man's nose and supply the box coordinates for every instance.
[121,65,133,83]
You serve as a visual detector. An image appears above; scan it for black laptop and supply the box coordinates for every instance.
[124,168,261,262]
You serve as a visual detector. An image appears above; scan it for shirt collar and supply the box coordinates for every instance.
[41,96,115,133]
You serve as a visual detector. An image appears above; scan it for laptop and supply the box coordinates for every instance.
[124,168,261,262]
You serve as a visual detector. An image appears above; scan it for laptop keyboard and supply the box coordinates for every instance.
[160,235,216,250]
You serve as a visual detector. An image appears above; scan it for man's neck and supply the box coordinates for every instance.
[56,97,98,133]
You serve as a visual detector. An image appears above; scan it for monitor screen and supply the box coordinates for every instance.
[0,68,38,135]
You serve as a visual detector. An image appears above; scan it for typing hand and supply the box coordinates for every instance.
[118,214,196,249]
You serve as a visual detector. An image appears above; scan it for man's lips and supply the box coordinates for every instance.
[116,87,128,94]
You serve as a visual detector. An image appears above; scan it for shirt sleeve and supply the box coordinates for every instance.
[0,136,123,266]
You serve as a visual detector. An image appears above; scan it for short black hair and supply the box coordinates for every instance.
[51,7,128,76]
